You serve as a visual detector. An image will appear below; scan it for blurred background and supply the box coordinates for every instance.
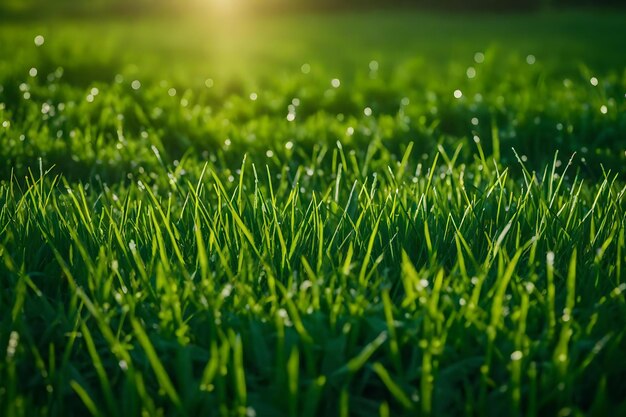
[1,0,624,18]
[1,0,625,177]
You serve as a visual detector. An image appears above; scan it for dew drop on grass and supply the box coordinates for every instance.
[526,54,536,65]
[510,351,523,361]
[6,331,19,358]
[466,67,476,78]
[331,78,341,88]
[453,89,463,99]
[474,52,485,63]
[590,77,598,86]
[34,35,45,46]
[131,80,141,90]
[600,105,608,114]
[29,68,37,77]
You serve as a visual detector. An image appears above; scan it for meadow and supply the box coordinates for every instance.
[1,9,626,417]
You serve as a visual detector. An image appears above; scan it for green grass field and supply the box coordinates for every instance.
[1,10,626,417]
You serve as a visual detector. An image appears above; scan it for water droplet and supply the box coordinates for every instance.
[34,35,45,46]
[474,52,485,63]
[453,89,463,99]
[331,78,340,88]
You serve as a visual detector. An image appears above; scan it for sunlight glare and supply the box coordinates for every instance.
[205,0,242,16]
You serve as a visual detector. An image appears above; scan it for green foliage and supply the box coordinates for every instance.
[1,11,626,417]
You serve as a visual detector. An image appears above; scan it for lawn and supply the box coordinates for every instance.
[1,9,626,417]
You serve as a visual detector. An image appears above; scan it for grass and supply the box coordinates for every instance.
[1,9,626,417]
